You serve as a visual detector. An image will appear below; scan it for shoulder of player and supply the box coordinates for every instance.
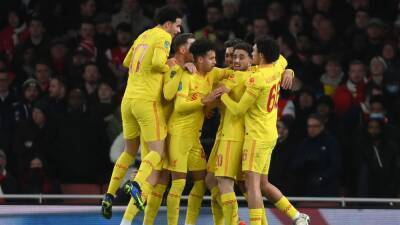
[245,71,265,88]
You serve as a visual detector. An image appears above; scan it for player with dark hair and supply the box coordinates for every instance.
[219,36,309,225]
[101,5,182,219]
[163,39,223,225]
[120,33,197,225]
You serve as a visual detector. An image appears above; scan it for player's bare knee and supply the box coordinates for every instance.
[205,173,217,190]
[157,170,170,185]
[124,137,140,156]
[191,170,206,181]
[217,177,234,193]
[147,140,165,156]
[171,171,186,180]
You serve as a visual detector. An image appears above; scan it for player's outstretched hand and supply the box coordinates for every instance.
[184,62,197,73]
[281,69,294,90]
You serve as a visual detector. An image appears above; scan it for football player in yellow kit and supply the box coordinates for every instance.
[204,38,243,225]
[101,6,182,219]
[219,36,309,225]
[164,39,224,225]
[120,33,196,225]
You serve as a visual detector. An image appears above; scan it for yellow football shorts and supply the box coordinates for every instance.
[121,98,167,142]
[164,135,207,173]
[215,140,243,179]
[241,138,276,175]
[207,139,220,173]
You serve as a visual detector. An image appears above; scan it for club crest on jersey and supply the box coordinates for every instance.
[164,41,170,49]
[178,81,183,91]
[170,70,176,78]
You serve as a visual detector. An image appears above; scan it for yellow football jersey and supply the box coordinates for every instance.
[167,71,213,137]
[123,27,172,101]
[221,56,287,142]
[219,71,250,141]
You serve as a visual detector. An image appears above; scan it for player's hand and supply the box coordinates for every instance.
[281,69,294,90]
[184,62,197,74]
[167,58,177,68]
[202,90,222,104]
[217,84,231,94]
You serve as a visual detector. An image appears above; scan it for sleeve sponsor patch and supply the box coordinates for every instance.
[164,40,170,49]
[178,81,183,91]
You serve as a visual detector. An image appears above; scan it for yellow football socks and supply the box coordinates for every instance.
[185,180,206,225]
[122,198,140,222]
[249,208,263,225]
[221,192,239,225]
[274,196,299,220]
[167,179,186,225]
[143,184,167,225]
[211,187,224,225]
[261,208,268,225]
[134,151,161,185]
[107,151,134,196]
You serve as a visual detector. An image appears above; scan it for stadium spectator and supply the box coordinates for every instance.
[20,156,61,201]
[76,20,97,62]
[111,0,153,39]
[266,1,286,36]
[245,17,269,43]
[269,117,298,195]
[53,88,110,183]
[46,77,68,119]
[320,56,344,96]
[12,100,54,178]
[80,62,100,104]
[48,38,69,76]
[17,17,49,60]
[91,81,121,142]
[0,70,17,155]
[0,9,29,62]
[288,13,305,38]
[34,60,52,93]
[195,3,222,42]
[0,150,19,201]
[355,115,400,198]
[333,60,366,117]
[94,13,114,51]
[105,23,131,89]
[12,78,41,123]
[293,113,342,197]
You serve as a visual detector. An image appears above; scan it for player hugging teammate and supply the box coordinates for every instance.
[101,5,310,225]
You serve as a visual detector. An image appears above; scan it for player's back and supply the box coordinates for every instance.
[123,27,172,101]
[245,56,287,142]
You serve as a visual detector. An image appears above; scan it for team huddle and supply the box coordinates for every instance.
[101,6,310,225]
